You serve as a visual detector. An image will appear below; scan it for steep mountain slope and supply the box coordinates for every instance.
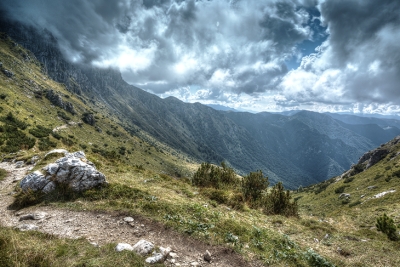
[224,111,374,185]
[2,20,400,188]
[0,32,192,178]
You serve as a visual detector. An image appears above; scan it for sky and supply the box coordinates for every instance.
[1,0,400,114]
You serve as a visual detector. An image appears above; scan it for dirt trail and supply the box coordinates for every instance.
[0,162,256,267]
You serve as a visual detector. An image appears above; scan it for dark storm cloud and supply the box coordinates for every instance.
[320,0,400,66]
[0,0,314,98]
[279,0,400,112]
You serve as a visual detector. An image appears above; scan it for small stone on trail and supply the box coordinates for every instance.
[204,250,212,262]
[190,262,200,266]
[169,252,178,258]
[115,243,134,252]
[123,217,134,223]
[19,212,47,221]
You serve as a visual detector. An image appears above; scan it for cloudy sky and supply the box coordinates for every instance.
[1,0,400,114]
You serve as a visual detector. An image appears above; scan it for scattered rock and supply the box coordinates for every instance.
[145,252,165,264]
[374,190,396,198]
[190,262,200,266]
[367,186,377,190]
[203,250,212,262]
[30,156,40,164]
[169,252,178,258]
[160,246,171,255]
[46,89,64,108]
[82,113,96,126]
[15,161,24,168]
[123,217,134,223]
[20,151,107,193]
[2,69,14,78]
[313,238,319,243]
[45,89,76,114]
[64,102,76,115]
[132,239,154,255]
[115,243,134,252]
[339,193,351,199]
[19,212,47,221]
[358,149,389,170]
[16,224,38,231]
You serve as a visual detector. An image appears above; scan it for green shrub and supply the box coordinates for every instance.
[57,110,70,121]
[304,248,335,267]
[0,125,36,152]
[349,200,361,207]
[343,177,354,183]
[376,213,399,241]
[61,137,74,146]
[264,182,298,217]
[0,112,28,129]
[29,125,52,138]
[241,170,268,202]
[38,137,57,151]
[335,185,347,194]
[193,162,238,189]
[51,132,62,140]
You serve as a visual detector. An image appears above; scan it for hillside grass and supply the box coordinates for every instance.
[0,226,163,267]
[293,140,400,266]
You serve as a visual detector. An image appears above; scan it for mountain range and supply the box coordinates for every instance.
[1,19,400,189]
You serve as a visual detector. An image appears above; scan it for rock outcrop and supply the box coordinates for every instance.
[45,89,76,114]
[20,151,107,193]
[357,148,389,169]
[82,113,96,126]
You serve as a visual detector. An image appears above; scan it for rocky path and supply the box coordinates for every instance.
[0,162,254,267]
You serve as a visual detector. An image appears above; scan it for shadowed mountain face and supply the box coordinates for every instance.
[2,20,400,189]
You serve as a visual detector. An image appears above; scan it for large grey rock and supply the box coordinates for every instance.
[20,171,52,192]
[20,151,107,193]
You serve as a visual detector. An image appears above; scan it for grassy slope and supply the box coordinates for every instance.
[294,139,400,266]
[2,33,399,266]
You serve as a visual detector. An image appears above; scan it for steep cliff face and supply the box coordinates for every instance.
[2,19,400,188]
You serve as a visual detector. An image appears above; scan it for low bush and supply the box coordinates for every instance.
[29,125,52,138]
[376,213,399,241]
[335,185,347,194]
[0,112,28,129]
[57,110,70,121]
[38,137,57,151]
[0,125,36,152]
[241,170,268,202]
[264,182,298,217]
[193,162,238,189]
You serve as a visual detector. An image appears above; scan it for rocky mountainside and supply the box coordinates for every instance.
[2,19,400,188]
